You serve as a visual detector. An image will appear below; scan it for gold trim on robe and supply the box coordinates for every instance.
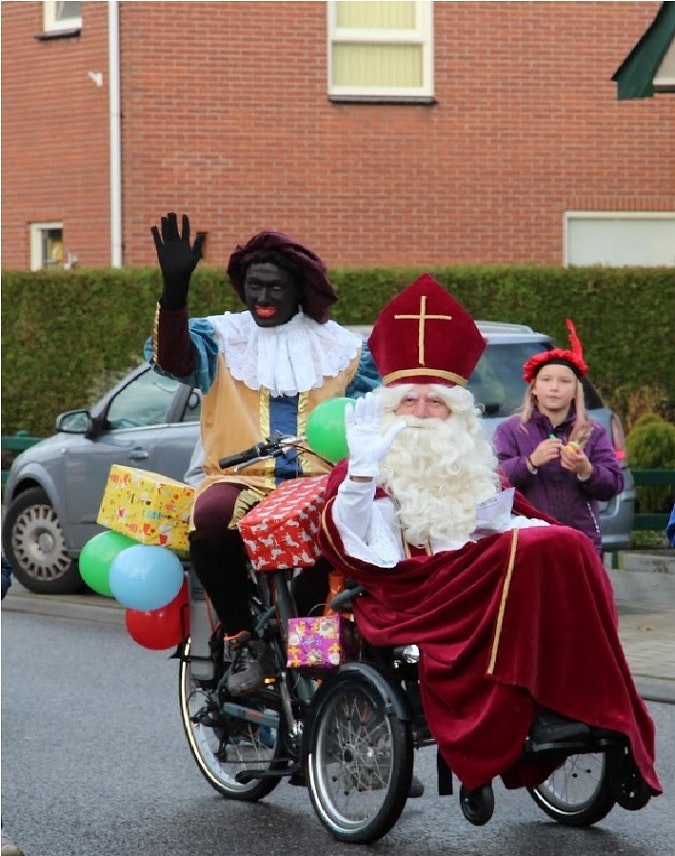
[487,528,519,675]
[230,487,268,528]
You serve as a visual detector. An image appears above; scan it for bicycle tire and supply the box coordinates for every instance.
[178,637,286,801]
[528,752,616,826]
[306,671,413,843]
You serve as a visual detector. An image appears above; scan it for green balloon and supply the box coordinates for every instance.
[79,530,139,597]
[306,397,354,463]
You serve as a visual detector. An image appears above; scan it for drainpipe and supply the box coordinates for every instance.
[108,0,122,267]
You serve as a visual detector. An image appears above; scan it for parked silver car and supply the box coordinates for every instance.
[2,322,634,594]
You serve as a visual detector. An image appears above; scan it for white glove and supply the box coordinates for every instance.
[345,392,406,479]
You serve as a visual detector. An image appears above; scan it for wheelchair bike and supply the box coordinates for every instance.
[176,433,651,844]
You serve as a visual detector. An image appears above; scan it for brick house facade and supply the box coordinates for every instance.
[2,1,673,271]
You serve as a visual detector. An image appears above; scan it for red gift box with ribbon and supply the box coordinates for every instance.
[238,474,329,572]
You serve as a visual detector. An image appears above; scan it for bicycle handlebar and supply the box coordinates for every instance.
[330,585,366,612]
[218,442,271,470]
[218,433,305,472]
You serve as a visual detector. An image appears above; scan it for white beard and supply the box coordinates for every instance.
[378,385,500,547]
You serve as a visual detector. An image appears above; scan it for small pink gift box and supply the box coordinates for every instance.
[286,614,358,669]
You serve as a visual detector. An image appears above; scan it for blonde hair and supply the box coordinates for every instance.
[518,379,593,447]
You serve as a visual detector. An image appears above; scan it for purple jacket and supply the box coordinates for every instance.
[493,409,624,553]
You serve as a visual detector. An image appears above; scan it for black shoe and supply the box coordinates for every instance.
[530,712,590,744]
[459,783,494,826]
[227,634,266,696]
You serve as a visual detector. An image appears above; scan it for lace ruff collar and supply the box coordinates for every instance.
[207,309,362,397]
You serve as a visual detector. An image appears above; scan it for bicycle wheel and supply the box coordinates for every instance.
[306,672,413,844]
[178,637,285,801]
[528,752,616,826]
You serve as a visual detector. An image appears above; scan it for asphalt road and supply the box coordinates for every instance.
[1,608,674,856]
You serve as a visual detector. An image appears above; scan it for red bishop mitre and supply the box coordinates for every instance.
[367,273,486,386]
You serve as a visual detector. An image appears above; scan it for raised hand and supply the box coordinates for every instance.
[345,392,406,479]
[150,212,206,309]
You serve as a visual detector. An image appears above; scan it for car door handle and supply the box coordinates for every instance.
[128,447,150,460]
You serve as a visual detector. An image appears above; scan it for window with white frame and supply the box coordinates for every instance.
[327,1,433,100]
[565,213,675,267]
[43,1,82,34]
[30,222,65,271]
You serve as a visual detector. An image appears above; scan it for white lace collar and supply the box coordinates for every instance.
[207,309,362,397]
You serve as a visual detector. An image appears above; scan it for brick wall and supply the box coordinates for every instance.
[2,1,673,271]
[1,2,111,269]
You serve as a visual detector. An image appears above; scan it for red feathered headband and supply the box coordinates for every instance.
[227,230,337,324]
[522,319,589,383]
[368,274,486,386]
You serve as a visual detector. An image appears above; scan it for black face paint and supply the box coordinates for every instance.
[243,262,302,328]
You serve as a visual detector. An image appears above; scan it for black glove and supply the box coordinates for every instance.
[151,212,205,310]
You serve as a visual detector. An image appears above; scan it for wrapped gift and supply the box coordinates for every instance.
[238,474,329,572]
[97,465,194,552]
[286,614,358,669]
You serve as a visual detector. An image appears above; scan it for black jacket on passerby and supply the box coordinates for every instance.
[2,555,13,599]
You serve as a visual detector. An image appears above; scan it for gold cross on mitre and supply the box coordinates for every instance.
[394,295,453,365]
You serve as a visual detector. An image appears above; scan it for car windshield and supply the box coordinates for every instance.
[468,342,553,418]
[106,369,182,429]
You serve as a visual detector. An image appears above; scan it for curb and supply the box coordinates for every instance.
[2,587,125,625]
[634,677,675,705]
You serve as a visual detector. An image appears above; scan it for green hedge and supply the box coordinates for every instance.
[1,265,673,438]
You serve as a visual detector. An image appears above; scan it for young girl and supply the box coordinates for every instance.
[493,320,624,555]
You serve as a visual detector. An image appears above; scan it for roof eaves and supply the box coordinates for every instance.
[611,1,675,99]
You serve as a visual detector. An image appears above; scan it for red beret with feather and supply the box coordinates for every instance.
[522,319,589,383]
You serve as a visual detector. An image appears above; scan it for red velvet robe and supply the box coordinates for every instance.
[318,462,661,794]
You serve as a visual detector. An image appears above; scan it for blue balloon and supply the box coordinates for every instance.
[109,544,184,611]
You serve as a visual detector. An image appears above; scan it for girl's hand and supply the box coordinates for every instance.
[529,438,562,469]
[560,444,593,479]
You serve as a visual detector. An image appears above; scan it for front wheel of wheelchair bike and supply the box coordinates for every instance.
[178,637,287,801]
[306,672,414,844]
[528,752,616,826]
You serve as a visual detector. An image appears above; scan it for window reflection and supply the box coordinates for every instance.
[107,371,180,429]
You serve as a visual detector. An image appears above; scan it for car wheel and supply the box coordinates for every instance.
[2,487,84,595]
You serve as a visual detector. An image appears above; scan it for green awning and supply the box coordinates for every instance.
[612,1,675,99]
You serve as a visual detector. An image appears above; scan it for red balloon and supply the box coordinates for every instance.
[125,581,190,650]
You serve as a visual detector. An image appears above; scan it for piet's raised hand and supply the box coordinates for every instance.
[151,212,206,310]
[345,392,406,480]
